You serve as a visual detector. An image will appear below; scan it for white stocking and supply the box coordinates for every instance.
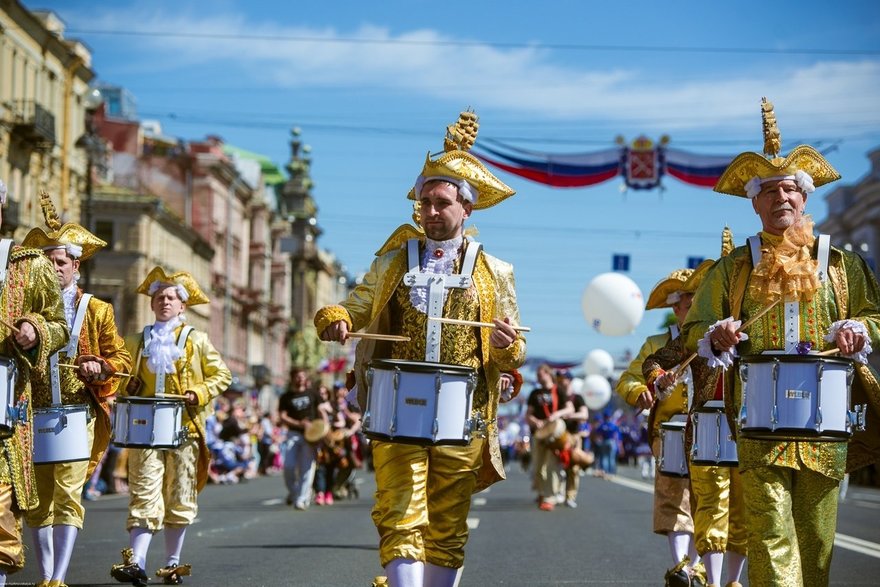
[385,558,425,587]
[667,531,691,565]
[0,568,6,586]
[424,562,461,587]
[31,525,54,580]
[130,527,154,569]
[726,550,747,583]
[703,551,723,585]
[164,526,187,567]
[51,524,79,582]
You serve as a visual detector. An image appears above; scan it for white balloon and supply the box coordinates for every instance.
[583,374,612,411]
[583,349,615,377]
[569,377,584,395]
[582,272,645,336]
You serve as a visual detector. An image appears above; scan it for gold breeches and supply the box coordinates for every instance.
[652,438,693,535]
[565,465,581,501]
[126,437,199,531]
[25,418,96,529]
[741,464,839,587]
[0,484,24,573]
[371,439,484,569]
[688,463,747,556]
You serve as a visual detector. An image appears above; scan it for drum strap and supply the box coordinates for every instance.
[403,238,482,362]
[668,325,693,410]
[0,239,13,287]
[747,234,832,354]
[143,324,194,397]
[49,293,93,406]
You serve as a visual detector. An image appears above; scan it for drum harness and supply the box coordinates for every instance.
[49,293,92,411]
[747,234,830,354]
[0,239,26,427]
[403,238,481,363]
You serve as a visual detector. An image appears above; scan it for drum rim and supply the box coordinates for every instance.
[33,403,91,413]
[739,354,853,366]
[364,430,471,446]
[368,358,476,375]
[660,421,687,429]
[739,427,851,441]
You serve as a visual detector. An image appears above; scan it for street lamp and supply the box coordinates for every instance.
[74,88,105,291]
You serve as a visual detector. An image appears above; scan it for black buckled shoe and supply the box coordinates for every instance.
[111,548,149,587]
[664,558,693,587]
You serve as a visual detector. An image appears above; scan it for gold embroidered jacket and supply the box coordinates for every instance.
[314,239,526,491]
[683,241,880,478]
[123,326,232,491]
[0,246,68,510]
[616,330,689,446]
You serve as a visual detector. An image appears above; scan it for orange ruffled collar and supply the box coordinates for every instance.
[749,216,820,304]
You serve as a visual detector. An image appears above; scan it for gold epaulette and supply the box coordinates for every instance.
[375,224,424,257]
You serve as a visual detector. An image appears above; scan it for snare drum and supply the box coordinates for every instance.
[364,359,477,446]
[112,396,187,449]
[691,400,738,466]
[33,404,91,464]
[738,354,865,441]
[534,419,570,451]
[659,418,688,477]
[0,357,18,439]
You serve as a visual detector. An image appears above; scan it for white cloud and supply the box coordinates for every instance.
[74,8,880,133]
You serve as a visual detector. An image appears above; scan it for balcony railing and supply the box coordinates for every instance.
[11,101,56,149]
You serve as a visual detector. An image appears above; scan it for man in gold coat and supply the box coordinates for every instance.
[21,193,132,587]
[643,243,747,587]
[111,267,231,587]
[315,111,526,587]
[684,99,880,586]
[0,181,68,585]
[617,269,704,587]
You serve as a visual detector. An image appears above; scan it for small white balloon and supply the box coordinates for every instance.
[569,377,584,395]
[583,349,614,377]
[583,374,612,411]
[582,272,645,336]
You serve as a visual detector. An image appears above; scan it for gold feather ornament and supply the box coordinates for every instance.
[444,110,479,152]
[21,191,107,260]
[761,97,782,160]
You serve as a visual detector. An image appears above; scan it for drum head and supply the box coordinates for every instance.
[305,419,329,443]
[368,359,475,377]
[534,419,564,440]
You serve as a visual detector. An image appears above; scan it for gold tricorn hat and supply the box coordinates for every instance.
[645,268,694,310]
[407,110,516,210]
[21,191,107,261]
[136,266,210,306]
[714,98,840,197]
[682,226,736,293]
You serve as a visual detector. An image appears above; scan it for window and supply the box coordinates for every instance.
[94,220,114,248]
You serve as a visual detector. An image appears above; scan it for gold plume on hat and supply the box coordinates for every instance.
[444,110,479,153]
[40,191,62,232]
[721,226,734,257]
[761,97,782,160]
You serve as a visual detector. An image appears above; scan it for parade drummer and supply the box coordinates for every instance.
[684,98,880,586]
[315,110,526,587]
[616,268,705,587]
[111,267,231,587]
[0,181,69,586]
[642,231,747,587]
[21,193,132,587]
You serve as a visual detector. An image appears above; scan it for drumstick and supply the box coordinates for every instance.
[736,299,781,333]
[58,362,132,378]
[428,317,531,333]
[817,347,840,356]
[156,393,189,400]
[0,317,20,334]
[669,300,780,380]
[345,333,411,342]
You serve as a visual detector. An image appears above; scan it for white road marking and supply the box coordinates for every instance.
[472,497,487,507]
[262,497,285,506]
[835,533,880,559]
[606,475,654,495]
[467,518,479,529]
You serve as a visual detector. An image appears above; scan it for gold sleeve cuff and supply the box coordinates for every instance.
[314,305,352,335]
[645,368,665,389]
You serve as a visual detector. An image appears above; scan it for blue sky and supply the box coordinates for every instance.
[23,0,880,366]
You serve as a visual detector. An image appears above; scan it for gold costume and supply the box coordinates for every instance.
[618,330,693,536]
[315,111,525,572]
[642,334,748,557]
[25,293,132,529]
[122,324,232,531]
[0,246,68,573]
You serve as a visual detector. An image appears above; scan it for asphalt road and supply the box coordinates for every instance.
[12,461,880,586]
